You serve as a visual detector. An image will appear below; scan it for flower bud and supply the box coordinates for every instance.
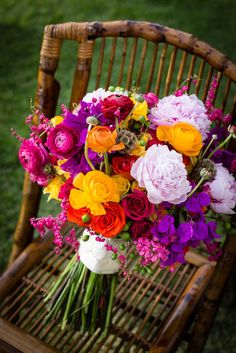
[82,214,91,223]
[86,116,98,126]
[139,139,146,146]
[228,125,236,138]
[135,94,144,103]
[224,222,231,231]
[122,223,130,231]
[139,116,146,124]
[111,253,118,260]
[81,234,90,241]
[119,244,126,251]
[200,168,212,180]
[129,252,136,259]
[120,232,131,241]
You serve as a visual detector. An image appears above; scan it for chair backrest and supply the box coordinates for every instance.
[9,20,236,264]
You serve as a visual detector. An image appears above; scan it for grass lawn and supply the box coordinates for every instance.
[0,1,235,352]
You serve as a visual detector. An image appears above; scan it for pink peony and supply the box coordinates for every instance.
[19,139,49,186]
[131,144,191,205]
[150,94,210,140]
[205,164,236,214]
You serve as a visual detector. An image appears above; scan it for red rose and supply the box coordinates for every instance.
[90,202,126,238]
[112,155,137,180]
[67,205,92,226]
[121,190,155,221]
[101,95,134,121]
[130,220,153,239]
[146,129,163,148]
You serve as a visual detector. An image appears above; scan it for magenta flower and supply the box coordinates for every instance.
[134,237,169,266]
[46,124,79,159]
[143,92,158,108]
[19,139,49,186]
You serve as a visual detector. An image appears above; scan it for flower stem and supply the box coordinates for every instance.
[84,124,95,171]
[199,135,217,160]
[103,152,110,175]
[207,133,232,159]
[103,274,117,338]
[187,177,205,198]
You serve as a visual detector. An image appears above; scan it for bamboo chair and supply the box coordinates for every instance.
[0,21,236,353]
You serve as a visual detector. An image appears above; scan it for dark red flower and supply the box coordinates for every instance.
[130,220,153,239]
[121,190,155,221]
[112,155,137,180]
[101,95,134,121]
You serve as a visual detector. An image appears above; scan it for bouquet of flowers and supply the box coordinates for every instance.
[13,77,236,334]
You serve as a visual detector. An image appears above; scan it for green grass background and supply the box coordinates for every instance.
[0,0,235,352]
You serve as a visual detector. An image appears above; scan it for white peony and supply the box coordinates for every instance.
[150,94,211,140]
[82,88,127,103]
[205,164,236,214]
[131,144,191,205]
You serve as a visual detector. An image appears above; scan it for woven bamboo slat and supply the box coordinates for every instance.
[2,20,236,353]
[0,241,215,353]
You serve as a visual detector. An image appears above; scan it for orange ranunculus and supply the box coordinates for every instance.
[67,205,92,226]
[87,126,124,153]
[156,122,203,156]
[90,202,126,238]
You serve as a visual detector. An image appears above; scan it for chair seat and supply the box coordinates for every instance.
[0,238,215,353]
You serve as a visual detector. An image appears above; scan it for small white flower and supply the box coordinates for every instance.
[150,94,211,140]
[131,144,191,205]
[205,164,236,214]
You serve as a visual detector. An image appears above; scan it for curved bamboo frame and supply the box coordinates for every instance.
[44,21,236,81]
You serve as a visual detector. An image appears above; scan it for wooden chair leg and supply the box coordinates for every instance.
[185,233,236,353]
[8,174,41,266]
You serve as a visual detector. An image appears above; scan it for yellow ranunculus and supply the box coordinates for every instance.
[111,174,130,197]
[51,116,64,126]
[156,122,203,156]
[69,171,120,215]
[130,97,148,121]
[43,176,64,201]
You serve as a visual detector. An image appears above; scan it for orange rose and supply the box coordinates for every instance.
[67,205,92,226]
[156,122,203,156]
[87,126,124,153]
[90,202,126,238]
